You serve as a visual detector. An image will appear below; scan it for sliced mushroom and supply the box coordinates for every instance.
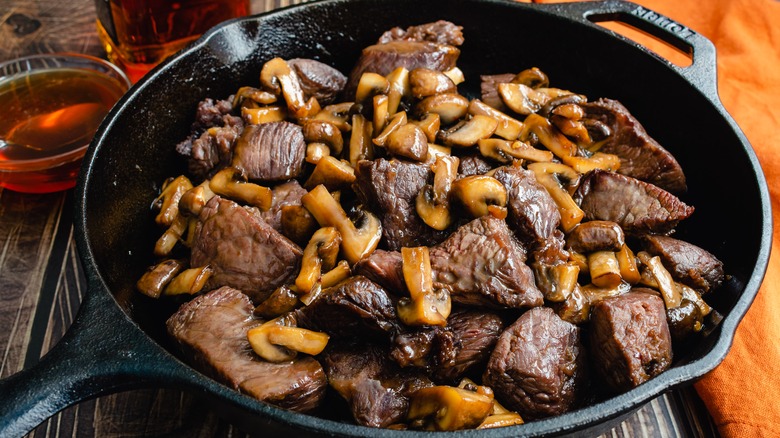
[397,246,451,327]
[233,86,278,107]
[386,123,429,161]
[641,252,683,308]
[154,176,193,226]
[408,386,494,431]
[301,184,382,264]
[373,111,407,147]
[409,68,457,98]
[254,285,300,319]
[303,120,344,155]
[528,162,583,232]
[241,106,287,125]
[373,94,390,133]
[680,282,712,317]
[305,142,331,165]
[521,113,579,160]
[564,151,621,173]
[209,167,273,211]
[477,138,554,164]
[348,113,374,167]
[385,66,411,115]
[163,266,214,296]
[299,260,351,306]
[438,115,498,147]
[498,82,551,115]
[443,67,465,86]
[312,102,353,131]
[136,259,186,299]
[588,251,622,289]
[617,244,641,284]
[410,112,441,143]
[416,155,459,230]
[179,180,216,217]
[551,114,591,144]
[415,93,470,125]
[538,94,587,117]
[451,175,507,219]
[259,57,320,119]
[295,227,342,295]
[247,315,329,362]
[511,67,549,89]
[468,99,523,140]
[154,213,188,257]
[478,413,525,429]
[425,143,452,163]
[355,72,390,105]
[304,156,356,191]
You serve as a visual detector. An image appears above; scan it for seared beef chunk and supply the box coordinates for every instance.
[354,158,447,250]
[378,20,464,46]
[589,290,673,392]
[166,287,326,412]
[346,41,460,95]
[296,276,400,338]
[353,249,406,294]
[458,154,494,176]
[483,307,586,420]
[287,58,347,105]
[480,73,515,112]
[641,235,724,294]
[582,99,686,194]
[191,197,302,303]
[391,326,457,370]
[433,309,504,382]
[390,309,504,383]
[429,216,543,309]
[176,98,244,179]
[574,170,694,235]
[232,121,306,182]
[492,165,562,252]
[323,343,433,428]
[257,180,308,232]
[566,220,625,254]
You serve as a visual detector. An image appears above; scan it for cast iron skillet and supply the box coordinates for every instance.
[0,0,771,436]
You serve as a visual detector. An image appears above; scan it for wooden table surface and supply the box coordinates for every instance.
[0,0,721,436]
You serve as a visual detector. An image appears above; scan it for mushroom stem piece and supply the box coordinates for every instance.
[407,386,494,431]
[209,167,273,211]
[154,176,193,226]
[295,227,342,295]
[397,247,451,327]
[164,266,214,296]
[259,57,320,119]
[301,185,382,264]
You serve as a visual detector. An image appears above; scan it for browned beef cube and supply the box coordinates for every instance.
[483,307,586,420]
[432,309,505,382]
[323,343,433,428]
[429,216,543,309]
[166,287,326,412]
[641,235,725,294]
[377,20,464,46]
[191,196,302,303]
[232,121,305,182]
[257,180,308,233]
[353,249,406,294]
[480,73,515,112]
[574,169,693,235]
[295,276,400,338]
[583,98,686,194]
[354,158,448,250]
[287,58,347,105]
[589,291,673,392]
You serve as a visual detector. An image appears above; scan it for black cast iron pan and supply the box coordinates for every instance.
[0,0,771,436]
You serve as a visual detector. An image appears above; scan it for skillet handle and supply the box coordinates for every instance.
[541,0,719,102]
[0,283,180,438]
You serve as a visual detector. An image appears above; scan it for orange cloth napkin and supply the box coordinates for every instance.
[515,0,780,436]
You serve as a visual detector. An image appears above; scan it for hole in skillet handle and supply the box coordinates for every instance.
[556,0,719,102]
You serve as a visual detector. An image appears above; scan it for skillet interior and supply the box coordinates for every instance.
[79,0,768,435]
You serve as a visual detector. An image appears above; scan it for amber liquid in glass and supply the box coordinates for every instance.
[95,0,250,82]
[0,69,126,161]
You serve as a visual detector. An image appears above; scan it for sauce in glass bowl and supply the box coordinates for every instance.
[0,53,130,193]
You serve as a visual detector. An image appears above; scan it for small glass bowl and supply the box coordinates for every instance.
[0,53,131,193]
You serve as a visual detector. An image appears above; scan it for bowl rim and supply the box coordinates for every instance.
[0,52,131,171]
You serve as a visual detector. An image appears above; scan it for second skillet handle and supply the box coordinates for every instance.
[0,284,180,438]
[537,0,719,102]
